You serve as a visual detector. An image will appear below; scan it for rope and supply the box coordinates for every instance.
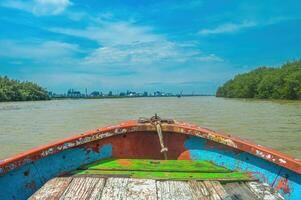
[138,114,172,160]
[154,121,168,160]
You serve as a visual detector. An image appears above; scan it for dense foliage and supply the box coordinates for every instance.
[0,76,49,102]
[216,60,301,100]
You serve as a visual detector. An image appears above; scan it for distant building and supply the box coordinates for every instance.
[90,91,100,97]
[154,91,163,96]
[67,89,81,97]
[126,90,137,96]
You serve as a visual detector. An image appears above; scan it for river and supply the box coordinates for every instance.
[0,96,300,159]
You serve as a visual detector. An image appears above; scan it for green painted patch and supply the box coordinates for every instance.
[79,159,230,173]
[74,159,254,181]
[73,170,253,181]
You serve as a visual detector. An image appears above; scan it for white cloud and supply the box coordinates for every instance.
[48,19,223,69]
[83,41,188,66]
[0,14,226,93]
[0,40,79,61]
[1,0,71,16]
[198,21,257,35]
[49,22,163,46]
[83,42,224,68]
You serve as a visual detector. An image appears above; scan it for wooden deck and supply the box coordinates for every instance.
[29,159,285,200]
[29,177,285,200]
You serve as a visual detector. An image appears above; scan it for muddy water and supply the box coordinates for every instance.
[0,97,300,159]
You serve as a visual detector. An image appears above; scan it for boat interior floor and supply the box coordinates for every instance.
[29,159,285,200]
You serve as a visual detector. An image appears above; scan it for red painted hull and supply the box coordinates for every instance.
[0,119,300,199]
[1,120,300,175]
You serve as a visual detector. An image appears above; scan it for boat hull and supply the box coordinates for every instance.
[0,120,300,199]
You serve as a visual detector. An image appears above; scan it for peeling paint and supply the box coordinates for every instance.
[206,134,238,148]
[279,158,287,164]
[0,119,301,199]
[276,177,292,195]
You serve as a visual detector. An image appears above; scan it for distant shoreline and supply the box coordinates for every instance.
[51,94,214,100]
[0,95,215,102]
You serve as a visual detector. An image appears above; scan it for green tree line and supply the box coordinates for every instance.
[216,60,301,100]
[0,76,49,102]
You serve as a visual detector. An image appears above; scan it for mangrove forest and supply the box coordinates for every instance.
[0,76,49,102]
[216,60,301,100]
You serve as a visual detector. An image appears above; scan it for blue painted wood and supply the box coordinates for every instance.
[184,136,301,200]
[0,136,300,199]
[0,144,112,200]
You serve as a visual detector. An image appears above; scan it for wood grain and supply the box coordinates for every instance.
[203,181,221,200]
[246,181,285,200]
[87,178,106,200]
[100,177,129,199]
[29,177,285,200]
[210,181,232,200]
[157,180,193,200]
[188,180,211,200]
[223,182,259,200]
[124,178,157,200]
[59,177,102,200]
[29,177,72,200]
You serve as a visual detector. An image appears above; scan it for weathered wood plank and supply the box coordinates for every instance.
[156,181,193,200]
[80,159,230,173]
[188,180,211,200]
[210,181,232,200]
[100,177,129,199]
[73,170,253,181]
[124,178,157,200]
[203,181,222,200]
[223,182,257,200]
[86,178,106,200]
[59,177,101,200]
[247,181,285,200]
[29,177,72,200]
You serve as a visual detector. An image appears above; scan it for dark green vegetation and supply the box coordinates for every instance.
[216,60,301,99]
[73,159,253,181]
[0,76,49,102]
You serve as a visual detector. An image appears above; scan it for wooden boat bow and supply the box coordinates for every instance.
[0,116,301,199]
[2,116,300,175]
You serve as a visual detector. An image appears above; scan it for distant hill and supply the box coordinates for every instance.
[0,76,49,102]
[216,60,301,100]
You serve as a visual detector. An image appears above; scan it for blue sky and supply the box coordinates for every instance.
[0,0,301,94]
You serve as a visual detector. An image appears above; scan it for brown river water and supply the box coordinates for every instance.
[0,96,300,160]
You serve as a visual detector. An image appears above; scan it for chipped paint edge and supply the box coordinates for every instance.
[0,119,301,176]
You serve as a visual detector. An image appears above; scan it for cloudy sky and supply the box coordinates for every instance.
[0,0,301,94]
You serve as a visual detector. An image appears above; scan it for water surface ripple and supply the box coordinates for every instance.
[0,97,300,159]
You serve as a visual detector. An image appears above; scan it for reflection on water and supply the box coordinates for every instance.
[0,97,301,159]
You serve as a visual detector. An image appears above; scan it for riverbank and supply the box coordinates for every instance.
[216,60,301,100]
[0,76,49,102]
